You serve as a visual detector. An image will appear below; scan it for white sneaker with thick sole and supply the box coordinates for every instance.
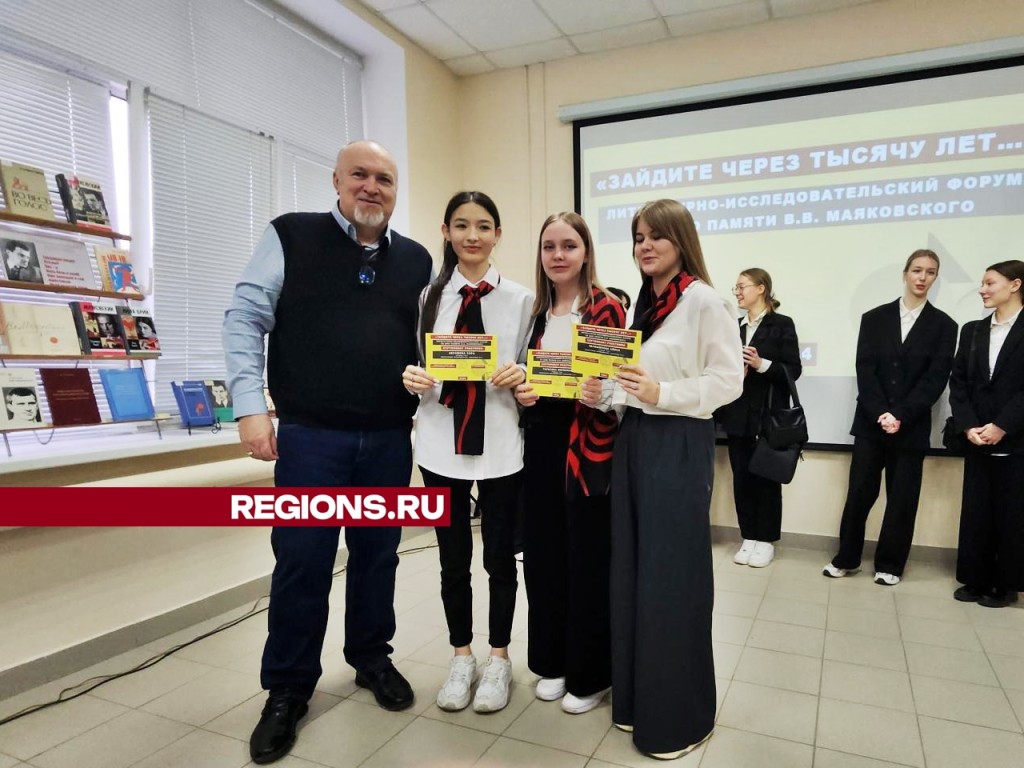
[473,656,512,713]
[733,539,756,565]
[874,571,900,586]
[535,676,566,701]
[822,563,852,578]
[747,541,775,568]
[646,730,713,760]
[614,722,634,732]
[561,687,610,714]
[436,654,476,711]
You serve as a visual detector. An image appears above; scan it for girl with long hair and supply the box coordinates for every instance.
[402,191,534,712]
[514,212,625,714]
[715,268,801,568]
[582,199,742,759]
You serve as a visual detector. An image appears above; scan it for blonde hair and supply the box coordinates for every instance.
[740,267,780,312]
[531,212,606,317]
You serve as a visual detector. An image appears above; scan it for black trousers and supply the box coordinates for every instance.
[420,467,520,648]
[261,424,410,697]
[832,436,925,577]
[726,434,782,542]
[611,411,716,755]
[523,399,612,697]
[957,452,1024,593]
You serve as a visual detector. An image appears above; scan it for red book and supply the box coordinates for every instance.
[39,368,101,426]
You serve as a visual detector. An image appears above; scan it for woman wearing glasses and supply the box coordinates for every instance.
[582,199,742,759]
[824,249,956,586]
[402,191,533,713]
[715,269,801,568]
[948,260,1024,608]
[513,212,625,715]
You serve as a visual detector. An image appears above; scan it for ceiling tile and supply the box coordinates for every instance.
[653,0,747,15]
[769,0,873,18]
[444,53,498,76]
[664,1,770,36]
[382,4,475,60]
[571,19,668,55]
[426,0,562,51]
[535,0,659,36]
[486,37,578,69]
[360,0,422,12]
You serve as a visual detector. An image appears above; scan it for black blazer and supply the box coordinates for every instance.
[850,299,957,449]
[949,317,1024,454]
[716,311,802,437]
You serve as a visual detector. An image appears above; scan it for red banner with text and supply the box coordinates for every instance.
[0,487,450,527]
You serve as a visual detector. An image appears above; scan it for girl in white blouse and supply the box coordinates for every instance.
[402,191,533,714]
[583,198,742,760]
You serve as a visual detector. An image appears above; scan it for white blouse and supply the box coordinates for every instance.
[413,265,534,480]
[613,281,744,418]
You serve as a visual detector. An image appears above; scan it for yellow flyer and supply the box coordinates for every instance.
[425,333,497,381]
[571,323,640,379]
[526,350,581,399]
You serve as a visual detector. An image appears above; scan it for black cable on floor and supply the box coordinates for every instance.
[0,534,455,728]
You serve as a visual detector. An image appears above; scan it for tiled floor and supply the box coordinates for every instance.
[1,534,1023,767]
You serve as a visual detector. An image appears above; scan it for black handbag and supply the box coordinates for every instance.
[748,438,802,484]
[942,416,971,456]
[762,365,808,449]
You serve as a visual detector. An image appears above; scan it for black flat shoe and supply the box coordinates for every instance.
[953,585,985,602]
[249,694,309,765]
[355,664,414,711]
[979,590,1019,609]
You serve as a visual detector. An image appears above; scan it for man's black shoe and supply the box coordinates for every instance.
[953,585,985,602]
[979,590,1019,609]
[355,664,414,711]
[249,694,309,765]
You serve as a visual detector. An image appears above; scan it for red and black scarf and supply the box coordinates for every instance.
[631,271,695,341]
[526,288,626,498]
[439,280,496,455]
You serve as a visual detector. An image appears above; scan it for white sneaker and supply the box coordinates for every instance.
[614,722,634,732]
[561,687,610,714]
[472,655,512,713]
[733,539,756,565]
[874,571,900,586]
[646,729,713,760]
[535,676,566,701]
[747,541,775,568]
[822,564,851,578]
[436,654,476,711]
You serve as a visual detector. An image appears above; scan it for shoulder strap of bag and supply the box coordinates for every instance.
[778,363,801,407]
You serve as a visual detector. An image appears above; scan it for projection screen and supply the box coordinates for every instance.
[575,58,1024,447]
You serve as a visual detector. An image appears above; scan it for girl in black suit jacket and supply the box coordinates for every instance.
[716,268,801,568]
[948,260,1024,608]
[825,250,956,586]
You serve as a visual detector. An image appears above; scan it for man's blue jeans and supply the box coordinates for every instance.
[260,423,412,697]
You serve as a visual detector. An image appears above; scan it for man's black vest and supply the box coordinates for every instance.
[268,212,432,430]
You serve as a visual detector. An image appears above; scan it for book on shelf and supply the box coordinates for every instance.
[0,228,95,288]
[40,368,101,426]
[99,368,155,421]
[203,379,233,422]
[107,260,140,294]
[0,301,82,356]
[0,161,55,221]
[118,307,142,354]
[172,381,216,427]
[94,247,136,293]
[69,301,126,357]
[55,174,111,229]
[0,235,46,284]
[131,308,160,351]
[0,368,44,431]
